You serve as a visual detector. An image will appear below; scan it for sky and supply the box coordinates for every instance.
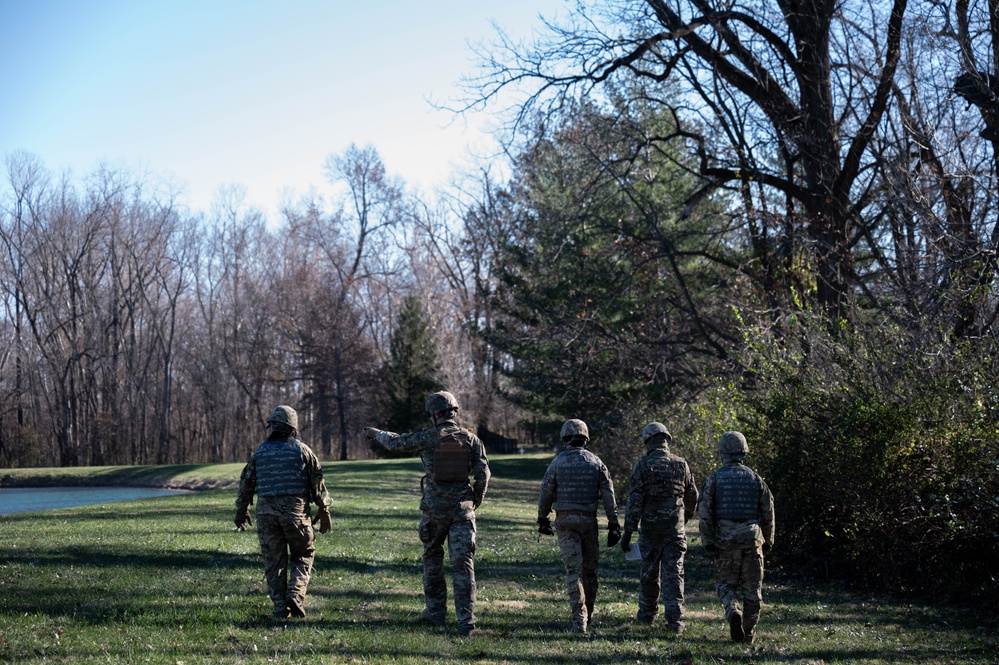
[0,0,564,221]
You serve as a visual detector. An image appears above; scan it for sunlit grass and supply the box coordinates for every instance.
[1,453,996,663]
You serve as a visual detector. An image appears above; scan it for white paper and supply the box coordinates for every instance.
[625,543,642,561]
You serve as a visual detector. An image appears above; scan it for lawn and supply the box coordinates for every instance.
[0,453,995,664]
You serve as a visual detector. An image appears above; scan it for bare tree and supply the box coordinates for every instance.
[409,170,515,437]
[280,144,402,460]
[467,0,909,319]
[188,188,277,462]
[0,153,49,465]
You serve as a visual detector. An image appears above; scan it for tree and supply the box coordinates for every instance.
[480,93,739,431]
[881,0,999,338]
[280,144,402,460]
[187,188,277,463]
[470,0,908,320]
[382,295,439,432]
[405,170,512,438]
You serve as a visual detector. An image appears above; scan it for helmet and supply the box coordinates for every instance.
[641,422,672,445]
[718,431,749,455]
[425,391,459,417]
[560,418,589,443]
[267,405,299,431]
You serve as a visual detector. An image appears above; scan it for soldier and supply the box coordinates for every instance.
[620,422,699,634]
[698,431,775,644]
[234,405,332,620]
[537,419,621,634]
[365,391,490,637]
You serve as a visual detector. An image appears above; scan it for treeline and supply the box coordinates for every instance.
[3,0,999,598]
[0,146,517,468]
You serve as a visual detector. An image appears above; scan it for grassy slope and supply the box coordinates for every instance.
[0,463,246,490]
[0,453,995,664]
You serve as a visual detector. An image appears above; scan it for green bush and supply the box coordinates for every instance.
[588,390,735,497]
[738,317,999,598]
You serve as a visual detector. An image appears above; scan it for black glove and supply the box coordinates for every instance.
[607,523,622,548]
[234,507,253,531]
[620,529,633,553]
[538,516,554,536]
[313,508,332,534]
[704,543,718,558]
[762,542,772,557]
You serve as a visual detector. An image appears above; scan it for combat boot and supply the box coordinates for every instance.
[286,597,307,618]
[422,608,445,626]
[666,622,684,636]
[571,619,587,634]
[728,610,745,642]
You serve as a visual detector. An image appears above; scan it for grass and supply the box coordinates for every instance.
[0,453,996,664]
[0,463,246,490]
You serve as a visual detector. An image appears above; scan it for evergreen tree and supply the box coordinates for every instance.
[383,295,439,432]
[488,93,737,426]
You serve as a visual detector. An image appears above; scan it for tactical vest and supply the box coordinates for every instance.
[254,440,310,497]
[714,464,761,521]
[432,426,471,483]
[555,449,601,506]
[643,451,688,499]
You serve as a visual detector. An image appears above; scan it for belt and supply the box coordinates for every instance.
[557,510,596,518]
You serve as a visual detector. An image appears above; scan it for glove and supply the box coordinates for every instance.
[762,542,772,557]
[607,523,622,548]
[364,427,381,440]
[620,529,633,553]
[234,507,253,531]
[313,508,332,534]
[704,543,718,558]
[538,516,554,536]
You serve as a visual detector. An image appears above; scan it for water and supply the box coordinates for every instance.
[0,486,191,515]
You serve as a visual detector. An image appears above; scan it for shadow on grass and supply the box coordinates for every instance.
[486,454,552,481]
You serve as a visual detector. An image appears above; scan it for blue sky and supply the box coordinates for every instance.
[0,0,563,220]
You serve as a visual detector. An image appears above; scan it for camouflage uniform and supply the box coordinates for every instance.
[538,426,619,634]
[698,431,775,643]
[235,432,331,619]
[623,426,698,631]
[370,418,490,634]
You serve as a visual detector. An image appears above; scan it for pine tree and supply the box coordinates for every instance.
[383,295,439,432]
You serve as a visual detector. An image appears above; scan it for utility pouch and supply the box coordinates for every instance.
[718,521,764,550]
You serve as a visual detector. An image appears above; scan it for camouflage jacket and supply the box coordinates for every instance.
[538,446,619,524]
[623,443,698,535]
[235,437,331,518]
[698,461,774,550]
[372,420,490,516]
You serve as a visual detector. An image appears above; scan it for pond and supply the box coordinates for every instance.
[0,486,191,515]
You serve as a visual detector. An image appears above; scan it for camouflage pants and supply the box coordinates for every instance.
[713,546,764,627]
[637,530,688,627]
[256,512,316,616]
[554,514,600,629]
[419,506,477,630]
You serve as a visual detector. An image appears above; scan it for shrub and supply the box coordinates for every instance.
[739,316,999,598]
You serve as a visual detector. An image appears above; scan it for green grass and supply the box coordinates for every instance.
[0,463,246,490]
[1,453,996,664]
